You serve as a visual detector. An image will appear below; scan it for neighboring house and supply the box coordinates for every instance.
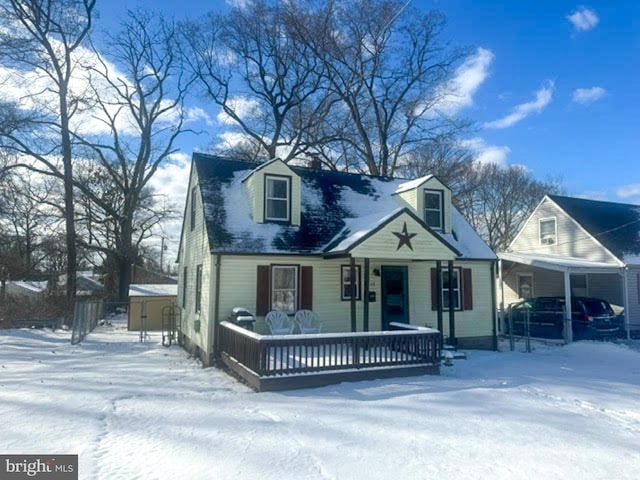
[128,284,178,331]
[499,194,640,336]
[55,271,104,298]
[178,154,497,366]
[4,280,48,299]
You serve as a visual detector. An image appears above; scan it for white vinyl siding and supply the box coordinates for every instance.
[509,198,620,263]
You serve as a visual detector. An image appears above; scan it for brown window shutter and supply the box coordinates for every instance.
[300,266,313,310]
[256,265,270,316]
[462,268,473,311]
[430,268,438,311]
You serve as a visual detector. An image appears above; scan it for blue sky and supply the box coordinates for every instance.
[99,0,639,204]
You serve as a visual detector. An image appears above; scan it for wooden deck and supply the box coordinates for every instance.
[218,321,441,391]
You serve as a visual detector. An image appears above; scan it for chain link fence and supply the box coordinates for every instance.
[71,300,103,345]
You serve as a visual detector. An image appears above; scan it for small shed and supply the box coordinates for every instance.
[128,284,178,331]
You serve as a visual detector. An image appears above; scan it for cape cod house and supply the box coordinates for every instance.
[177,153,497,368]
[499,195,640,338]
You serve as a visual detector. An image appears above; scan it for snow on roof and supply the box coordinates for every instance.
[326,207,406,253]
[128,284,178,297]
[442,208,497,260]
[499,251,622,272]
[194,154,495,259]
[394,175,434,194]
[9,280,48,293]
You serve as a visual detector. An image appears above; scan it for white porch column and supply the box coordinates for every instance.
[623,267,630,340]
[498,258,505,334]
[563,271,573,343]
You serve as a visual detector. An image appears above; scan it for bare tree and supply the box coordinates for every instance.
[397,136,475,194]
[182,0,335,163]
[287,0,469,176]
[0,0,96,316]
[71,10,187,301]
[455,163,562,252]
[0,169,60,277]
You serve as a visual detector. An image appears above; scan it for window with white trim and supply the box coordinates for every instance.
[341,265,361,300]
[265,175,290,222]
[271,265,298,313]
[424,190,443,230]
[441,268,461,310]
[539,218,557,245]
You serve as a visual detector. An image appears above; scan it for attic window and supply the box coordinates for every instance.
[265,175,290,222]
[539,218,557,245]
[424,190,443,230]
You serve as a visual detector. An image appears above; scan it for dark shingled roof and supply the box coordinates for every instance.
[549,195,640,261]
[192,153,495,259]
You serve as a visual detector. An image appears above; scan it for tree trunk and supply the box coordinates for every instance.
[60,88,77,324]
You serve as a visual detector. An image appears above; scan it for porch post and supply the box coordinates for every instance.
[498,258,505,334]
[448,260,456,346]
[363,258,370,332]
[436,260,443,337]
[623,267,630,340]
[350,255,357,332]
[563,271,573,343]
[212,254,222,364]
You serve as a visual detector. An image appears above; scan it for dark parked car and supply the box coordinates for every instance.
[505,296,623,340]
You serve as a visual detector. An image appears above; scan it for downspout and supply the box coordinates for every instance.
[212,254,222,364]
[490,261,498,351]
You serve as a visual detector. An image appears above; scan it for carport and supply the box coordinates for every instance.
[498,252,629,342]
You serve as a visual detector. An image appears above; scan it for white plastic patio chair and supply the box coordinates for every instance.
[294,309,321,334]
[265,310,295,335]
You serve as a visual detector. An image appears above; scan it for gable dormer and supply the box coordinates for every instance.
[394,175,452,233]
[242,158,301,226]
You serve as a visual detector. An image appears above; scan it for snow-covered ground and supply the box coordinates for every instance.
[1,322,639,480]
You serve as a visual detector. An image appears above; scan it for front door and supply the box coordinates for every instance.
[381,266,409,329]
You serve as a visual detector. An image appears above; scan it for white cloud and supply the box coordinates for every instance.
[616,184,640,199]
[572,86,606,105]
[576,190,608,201]
[483,81,554,129]
[186,107,214,126]
[567,6,599,32]
[435,48,494,114]
[216,96,261,125]
[462,137,511,165]
[225,0,250,8]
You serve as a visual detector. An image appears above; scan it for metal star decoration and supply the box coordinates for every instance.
[393,222,417,251]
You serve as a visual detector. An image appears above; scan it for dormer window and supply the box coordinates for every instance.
[424,190,443,230]
[265,175,290,222]
[539,217,557,245]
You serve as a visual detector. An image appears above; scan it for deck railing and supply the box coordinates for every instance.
[218,321,441,391]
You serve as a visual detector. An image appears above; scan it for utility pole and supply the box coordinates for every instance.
[160,237,167,273]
